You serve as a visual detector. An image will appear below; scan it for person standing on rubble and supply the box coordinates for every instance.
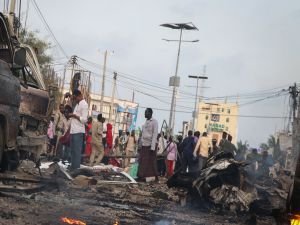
[219,132,228,150]
[166,136,177,178]
[194,132,211,171]
[194,131,200,144]
[181,130,196,172]
[89,114,104,166]
[227,134,237,155]
[174,135,183,172]
[124,130,136,167]
[209,138,219,157]
[60,105,73,163]
[53,104,67,157]
[68,90,89,170]
[219,132,235,156]
[157,132,167,177]
[137,108,159,181]
[84,117,93,163]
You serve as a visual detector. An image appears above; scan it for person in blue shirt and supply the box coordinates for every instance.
[181,130,197,173]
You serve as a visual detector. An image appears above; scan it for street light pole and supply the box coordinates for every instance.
[161,22,198,135]
[168,28,183,135]
[188,75,208,132]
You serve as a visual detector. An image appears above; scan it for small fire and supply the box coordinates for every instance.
[61,217,86,225]
[113,218,120,225]
[291,214,300,225]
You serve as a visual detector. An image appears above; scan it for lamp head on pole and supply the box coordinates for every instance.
[160,22,198,31]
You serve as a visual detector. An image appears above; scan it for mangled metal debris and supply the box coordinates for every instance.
[168,150,290,215]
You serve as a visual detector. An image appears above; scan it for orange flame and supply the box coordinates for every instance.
[113,218,120,225]
[291,215,300,225]
[61,217,86,225]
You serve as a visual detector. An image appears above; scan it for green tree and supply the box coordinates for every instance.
[260,143,269,151]
[237,140,249,152]
[18,28,61,107]
[18,28,52,67]
[267,135,277,149]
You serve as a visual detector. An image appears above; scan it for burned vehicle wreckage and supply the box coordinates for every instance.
[167,151,292,217]
[0,12,54,170]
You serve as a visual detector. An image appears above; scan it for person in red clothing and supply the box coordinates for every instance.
[84,117,93,163]
[106,123,113,149]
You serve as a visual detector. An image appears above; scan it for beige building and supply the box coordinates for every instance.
[196,101,239,144]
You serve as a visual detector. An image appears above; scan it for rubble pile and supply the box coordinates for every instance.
[209,184,257,212]
[168,151,290,215]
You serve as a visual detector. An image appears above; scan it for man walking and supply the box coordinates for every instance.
[137,108,159,181]
[194,132,211,171]
[181,130,196,173]
[89,114,104,166]
[69,90,88,170]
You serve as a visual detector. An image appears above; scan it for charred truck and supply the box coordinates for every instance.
[0,9,54,170]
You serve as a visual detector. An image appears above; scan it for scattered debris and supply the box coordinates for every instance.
[168,150,290,216]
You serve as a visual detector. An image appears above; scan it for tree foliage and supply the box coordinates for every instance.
[18,28,52,68]
[260,135,282,163]
[260,143,269,151]
[237,140,249,152]
[18,28,61,106]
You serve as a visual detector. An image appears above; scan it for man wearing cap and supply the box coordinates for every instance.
[68,90,89,170]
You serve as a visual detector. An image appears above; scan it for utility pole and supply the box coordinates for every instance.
[290,83,300,165]
[132,90,135,102]
[188,74,208,132]
[100,50,108,113]
[289,82,300,213]
[109,72,117,123]
[69,55,77,93]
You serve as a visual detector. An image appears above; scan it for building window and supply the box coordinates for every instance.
[225,127,229,131]
[204,124,207,128]
[226,118,230,123]
[205,115,209,120]
[222,108,224,112]
[227,109,231,114]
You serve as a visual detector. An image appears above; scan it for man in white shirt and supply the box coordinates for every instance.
[137,108,159,181]
[68,90,89,170]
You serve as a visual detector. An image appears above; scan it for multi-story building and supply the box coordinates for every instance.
[196,101,239,144]
[89,93,138,135]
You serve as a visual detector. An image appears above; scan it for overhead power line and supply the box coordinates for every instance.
[31,0,69,59]
[138,105,290,119]
[77,56,294,101]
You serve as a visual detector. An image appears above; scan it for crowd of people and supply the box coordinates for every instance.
[46,90,114,170]
[46,93,274,183]
[136,107,242,182]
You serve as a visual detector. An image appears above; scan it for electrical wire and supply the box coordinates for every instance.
[138,105,290,119]
[77,56,293,101]
[30,0,69,59]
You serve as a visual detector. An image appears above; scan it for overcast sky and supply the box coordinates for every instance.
[8,0,300,146]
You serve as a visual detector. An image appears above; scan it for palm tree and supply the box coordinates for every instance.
[267,135,277,149]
